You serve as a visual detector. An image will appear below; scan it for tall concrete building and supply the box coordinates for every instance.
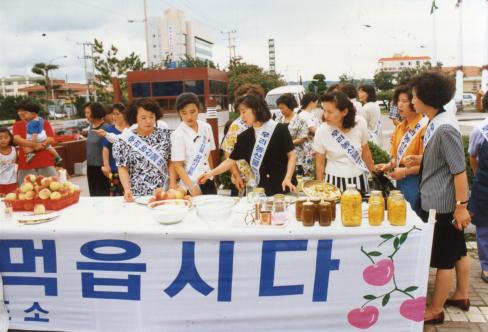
[0,75,42,97]
[146,9,214,67]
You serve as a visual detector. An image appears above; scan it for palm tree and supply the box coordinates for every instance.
[31,62,59,100]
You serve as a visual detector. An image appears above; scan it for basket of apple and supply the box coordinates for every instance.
[3,174,81,211]
[148,186,191,204]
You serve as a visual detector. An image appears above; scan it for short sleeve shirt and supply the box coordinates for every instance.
[468,119,488,157]
[101,125,122,172]
[113,127,171,196]
[313,118,369,178]
[27,118,44,135]
[171,120,216,182]
[390,114,427,163]
[13,119,56,170]
[420,125,466,213]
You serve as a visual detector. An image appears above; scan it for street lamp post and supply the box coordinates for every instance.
[48,55,67,100]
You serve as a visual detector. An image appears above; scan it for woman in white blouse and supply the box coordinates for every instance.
[314,91,375,194]
[358,84,381,144]
[171,93,216,196]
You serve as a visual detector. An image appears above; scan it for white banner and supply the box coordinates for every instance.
[0,216,433,332]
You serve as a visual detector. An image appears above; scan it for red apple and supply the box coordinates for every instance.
[58,188,69,196]
[33,204,46,215]
[49,181,62,191]
[25,190,36,200]
[166,189,177,199]
[5,193,17,200]
[21,182,34,193]
[38,188,52,200]
[153,188,166,201]
[35,175,44,185]
[24,174,36,183]
[50,191,62,200]
[347,306,379,329]
[40,177,52,188]
[18,193,26,200]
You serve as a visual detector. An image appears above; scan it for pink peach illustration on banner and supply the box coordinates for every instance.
[362,259,395,286]
[400,297,426,322]
[347,306,379,329]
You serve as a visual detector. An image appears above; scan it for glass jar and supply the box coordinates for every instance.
[324,199,336,221]
[295,198,306,221]
[311,198,321,222]
[340,184,362,227]
[272,195,287,225]
[368,201,384,226]
[369,190,385,222]
[247,185,265,203]
[301,201,315,227]
[296,175,303,193]
[389,193,406,226]
[318,201,332,226]
[259,198,272,225]
[387,190,402,222]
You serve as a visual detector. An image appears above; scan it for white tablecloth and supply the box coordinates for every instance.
[0,197,434,332]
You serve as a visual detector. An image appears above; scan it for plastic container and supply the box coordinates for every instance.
[4,191,81,212]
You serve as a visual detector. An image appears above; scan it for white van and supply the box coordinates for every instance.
[265,85,305,120]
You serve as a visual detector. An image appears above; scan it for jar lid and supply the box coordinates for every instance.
[346,184,358,190]
[370,190,382,196]
[303,201,314,206]
[273,194,285,199]
[253,187,265,193]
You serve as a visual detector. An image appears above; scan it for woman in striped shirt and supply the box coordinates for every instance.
[313,91,375,194]
[408,71,471,324]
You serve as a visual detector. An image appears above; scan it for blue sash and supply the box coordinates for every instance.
[250,120,277,185]
[331,128,369,173]
[396,116,428,166]
[120,129,166,173]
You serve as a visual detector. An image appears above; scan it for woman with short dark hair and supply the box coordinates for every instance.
[100,103,129,196]
[84,102,111,196]
[199,93,297,196]
[277,93,311,176]
[358,84,381,144]
[409,71,471,324]
[375,85,428,214]
[113,99,171,202]
[171,92,217,196]
[313,91,374,193]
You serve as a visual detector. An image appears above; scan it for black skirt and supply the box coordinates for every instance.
[419,209,467,269]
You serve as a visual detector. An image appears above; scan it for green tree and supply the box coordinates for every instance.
[338,73,356,85]
[31,62,60,100]
[307,73,328,95]
[373,70,395,91]
[92,38,145,102]
[228,58,286,102]
[0,95,31,121]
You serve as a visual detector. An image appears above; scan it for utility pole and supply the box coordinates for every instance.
[78,42,95,102]
[143,0,150,66]
[221,30,236,66]
[482,0,488,92]
[455,0,463,104]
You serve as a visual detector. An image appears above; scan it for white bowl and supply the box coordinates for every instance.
[194,197,236,222]
[148,200,190,224]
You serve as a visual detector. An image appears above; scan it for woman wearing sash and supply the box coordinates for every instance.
[277,93,312,176]
[221,84,265,195]
[171,93,217,196]
[113,99,171,202]
[313,91,375,194]
[375,85,428,214]
[198,93,297,196]
[468,116,488,283]
[358,84,381,144]
[408,71,470,324]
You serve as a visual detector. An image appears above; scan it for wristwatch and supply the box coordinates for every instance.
[456,200,468,206]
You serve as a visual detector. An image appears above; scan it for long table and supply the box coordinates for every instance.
[0,197,434,332]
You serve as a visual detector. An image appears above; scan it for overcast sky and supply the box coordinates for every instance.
[1,0,487,83]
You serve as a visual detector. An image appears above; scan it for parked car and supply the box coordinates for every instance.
[463,93,476,106]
